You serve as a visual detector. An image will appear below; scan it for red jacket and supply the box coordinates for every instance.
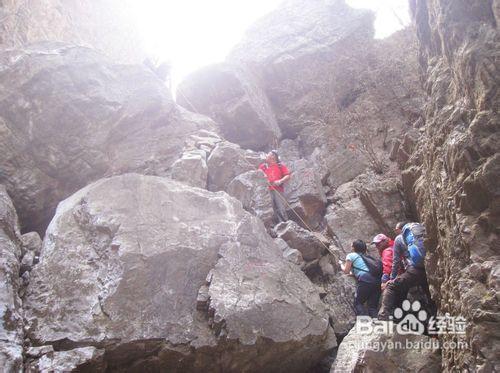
[380,239,395,278]
[258,162,290,193]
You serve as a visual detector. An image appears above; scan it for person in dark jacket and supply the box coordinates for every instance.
[378,223,434,320]
[390,222,407,280]
[341,239,381,318]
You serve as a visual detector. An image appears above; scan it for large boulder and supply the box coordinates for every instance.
[274,220,329,262]
[0,42,217,233]
[206,141,261,191]
[331,323,442,372]
[177,63,281,150]
[24,174,335,372]
[284,159,327,229]
[226,170,274,227]
[0,186,23,371]
[170,149,208,189]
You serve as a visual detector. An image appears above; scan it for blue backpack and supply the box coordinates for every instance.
[402,223,426,266]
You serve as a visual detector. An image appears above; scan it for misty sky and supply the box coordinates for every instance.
[126,0,410,86]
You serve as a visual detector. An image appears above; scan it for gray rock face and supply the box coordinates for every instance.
[404,0,500,370]
[0,43,217,233]
[229,0,373,67]
[0,186,23,372]
[177,63,281,150]
[320,274,356,336]
[207,141,260,192]
[274,221,329,262]
[325,174,407,255]
[183,130,223,154]
[26,347,106,372]
[24,174,335,371]
[284,159,327,229]
[226,170,274,227]
[230,0,423,149]
[331,324,442,372]
[310,145,367,187]
[21,232,42,256]
[277,139,301,162]
[170,149,208,189]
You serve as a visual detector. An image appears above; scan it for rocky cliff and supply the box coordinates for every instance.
[402,0,500,371]
[0,0,498,371]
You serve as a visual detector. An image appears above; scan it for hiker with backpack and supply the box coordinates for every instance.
[340,239,382,318]
[258,150,291,223]
[389,221,407,280]
[378,222,435,320]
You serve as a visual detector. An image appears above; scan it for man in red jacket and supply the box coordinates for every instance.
[258,150,291,223]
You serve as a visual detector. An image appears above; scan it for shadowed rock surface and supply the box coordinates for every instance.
[24,174,335,372]
[400,0,500,370]
[177,64,281,150]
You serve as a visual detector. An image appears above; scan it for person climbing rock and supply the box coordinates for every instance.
[340,239,381,318]
[378,223,435,320]
[258,150,291,223]
[390,221,408,281]
[371,233,394,287]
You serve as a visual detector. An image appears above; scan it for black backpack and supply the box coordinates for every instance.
[352,254,383,278]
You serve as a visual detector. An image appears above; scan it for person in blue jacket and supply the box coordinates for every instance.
[340,239,381,318]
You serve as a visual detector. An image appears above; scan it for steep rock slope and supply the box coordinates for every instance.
[23,174,335,372]
[177,0,421,240]
[0,43,216,233]
[403,0,499,371]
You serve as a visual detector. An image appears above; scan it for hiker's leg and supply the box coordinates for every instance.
[379,268,419,319]
[354,281,370,316]
[367,283,381,318]
[272,190,288,222]
[270,191,280,224]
